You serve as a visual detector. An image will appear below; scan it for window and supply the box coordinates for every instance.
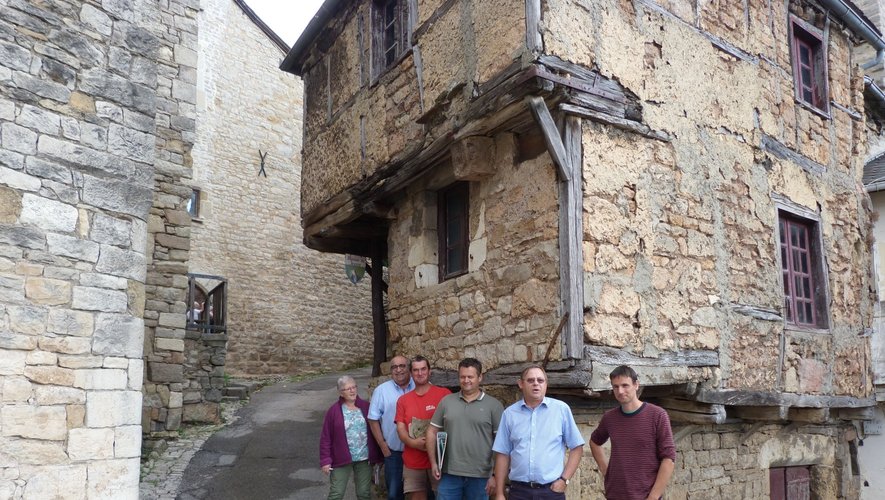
[789,16,828,113]
[770,466,811,500]
[186,273,227,334]
[187,189,200,218]
[372,0,409,76]
[778,212,827,329]
[438,182,469,280]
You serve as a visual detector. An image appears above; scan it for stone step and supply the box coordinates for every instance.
[223,385,249,399]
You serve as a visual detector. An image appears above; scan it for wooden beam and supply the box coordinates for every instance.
[370,247,387,377]
[585,345,719,367]
[525,0,541,53]
[731,406,788,422]
[694,389,876,409]
[561,115,583,359]
[559,103,671,142]
[527,96,570,180]
[835,407,876,421]
[667,408,727,424]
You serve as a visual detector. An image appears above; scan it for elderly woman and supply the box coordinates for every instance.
[320,375,381,500]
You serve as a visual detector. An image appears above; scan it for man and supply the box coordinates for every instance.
[428,358,504,499]
[396,356,451,500]
[369,355,415,500]
[590,365,676,500]
[493,365,584,500]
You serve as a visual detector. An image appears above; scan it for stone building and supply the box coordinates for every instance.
[0,0,372,496]
[284,0,881,497]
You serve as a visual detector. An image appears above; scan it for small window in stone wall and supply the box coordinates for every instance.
[372,0,409,78]
[770,465,811,500]
[789,15,829,115]
[778,210,828,330]
[186,273,227,334]
[438,182,469,281]
[187,188,201,218]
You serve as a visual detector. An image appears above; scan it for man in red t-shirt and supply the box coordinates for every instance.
[590,365,676,500]
[395,355,451,500]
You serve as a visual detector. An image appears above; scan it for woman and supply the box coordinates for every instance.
[320,375,381,500]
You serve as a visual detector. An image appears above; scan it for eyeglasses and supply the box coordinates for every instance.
[391,364,408,370]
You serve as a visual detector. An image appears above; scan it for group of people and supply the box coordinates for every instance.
[319,357,676,500]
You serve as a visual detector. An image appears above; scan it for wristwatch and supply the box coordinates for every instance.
[559,476,570,485]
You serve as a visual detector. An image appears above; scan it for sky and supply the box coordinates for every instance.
[247,0,326,46]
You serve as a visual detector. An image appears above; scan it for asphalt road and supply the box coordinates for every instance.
[177,367,372,500]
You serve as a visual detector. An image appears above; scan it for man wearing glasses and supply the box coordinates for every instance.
[492,365,584,500]
[369,355,415,500]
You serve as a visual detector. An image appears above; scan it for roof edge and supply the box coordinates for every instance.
[233,0,290,54]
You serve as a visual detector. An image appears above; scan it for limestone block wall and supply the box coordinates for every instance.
[543,0,873,396]
[386,134,561,369]
[0,0,164,497]
[141,0,199,435]
[191,0,373,377]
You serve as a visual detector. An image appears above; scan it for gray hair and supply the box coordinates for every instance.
[337,375,356,391]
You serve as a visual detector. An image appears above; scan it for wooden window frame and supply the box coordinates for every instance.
[775,204,829,331]
[438,182,469,281]
[770,465,811,500]
[789,15,829,115]
[186,273,228,334]
[371,0,410,79]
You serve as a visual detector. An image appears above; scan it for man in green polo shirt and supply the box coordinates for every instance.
[427,358,504,500]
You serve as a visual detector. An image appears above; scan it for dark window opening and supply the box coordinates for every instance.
[187,189,201,218]
[438,182,469,281]
[372,0,409,76]
[770,466,811,500]
[186,273,227,334]
[778,212,828,329]
[790,17,828,113]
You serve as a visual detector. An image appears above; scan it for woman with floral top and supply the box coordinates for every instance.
[320,375,382,500]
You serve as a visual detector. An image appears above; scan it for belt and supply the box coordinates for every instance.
[511,480,553,489]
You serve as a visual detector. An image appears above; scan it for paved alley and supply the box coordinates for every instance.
[140,367,372,499]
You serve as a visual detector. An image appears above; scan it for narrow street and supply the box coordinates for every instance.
[143,368,372,500]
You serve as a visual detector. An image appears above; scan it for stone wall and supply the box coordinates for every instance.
[570,408,857,499]
[557,0,872,395]
[141,0,199,437]
[0,0,165,496]
[190,0,373,378]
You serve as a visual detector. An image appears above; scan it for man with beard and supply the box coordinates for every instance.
[369,355,415,500]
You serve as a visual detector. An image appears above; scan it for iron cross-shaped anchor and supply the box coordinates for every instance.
[258,150,268,177]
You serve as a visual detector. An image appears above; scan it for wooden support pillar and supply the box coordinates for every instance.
[370,244,387,377]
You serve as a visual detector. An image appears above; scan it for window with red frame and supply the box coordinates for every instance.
[790,16,828,113]
[770,466,811,500]
[779,213,827,328]
[438,182,469,281]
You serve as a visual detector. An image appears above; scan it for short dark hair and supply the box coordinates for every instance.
[411,355,430,371]
[609,365,638,382]
[458,357,482,375]
[520,364,547,380]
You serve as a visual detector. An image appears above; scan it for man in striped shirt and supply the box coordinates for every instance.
[590,365,676,500]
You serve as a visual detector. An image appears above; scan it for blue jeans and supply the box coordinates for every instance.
[508,482,565,500]
[385,451,405,500]
[436,474,489,500]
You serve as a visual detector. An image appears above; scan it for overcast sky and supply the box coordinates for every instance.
[247,0,325,46]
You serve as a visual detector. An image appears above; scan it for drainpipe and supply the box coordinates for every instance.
[818,0,885,69]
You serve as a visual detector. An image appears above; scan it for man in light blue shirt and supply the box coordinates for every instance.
[369,355,415,500]
[492,365,584,500]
